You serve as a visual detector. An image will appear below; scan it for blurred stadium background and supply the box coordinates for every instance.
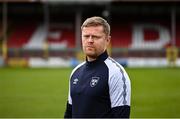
[0,0,180,118]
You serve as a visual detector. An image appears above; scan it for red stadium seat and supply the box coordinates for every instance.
[111,24,132,48]
[7,23,37,48]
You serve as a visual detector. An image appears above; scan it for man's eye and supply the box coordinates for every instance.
[93,36,100,39]
[83,36,89,38]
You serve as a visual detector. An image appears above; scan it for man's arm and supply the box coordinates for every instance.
[107,62,131,118]
[109,105,130,118]
[64,76,72,118]
[64,102,72,118]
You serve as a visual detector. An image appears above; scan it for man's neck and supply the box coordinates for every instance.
[87,56,97,62]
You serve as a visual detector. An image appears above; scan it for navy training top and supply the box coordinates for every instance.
[64,51,131,118]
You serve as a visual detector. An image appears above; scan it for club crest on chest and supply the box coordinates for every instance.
[90,77,100,87]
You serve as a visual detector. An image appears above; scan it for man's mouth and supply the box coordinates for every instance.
[86,46,94,48]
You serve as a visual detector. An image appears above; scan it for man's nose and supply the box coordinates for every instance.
[88,36,93,42]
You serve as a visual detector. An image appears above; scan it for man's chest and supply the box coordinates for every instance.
[70,67,109,98]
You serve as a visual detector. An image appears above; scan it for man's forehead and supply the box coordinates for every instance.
[82,26,104,33]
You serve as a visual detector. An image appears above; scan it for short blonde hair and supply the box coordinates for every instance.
[81,16,110,36]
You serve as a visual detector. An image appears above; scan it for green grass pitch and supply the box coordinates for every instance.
[0,67,180,118]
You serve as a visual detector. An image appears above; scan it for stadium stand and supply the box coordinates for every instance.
[111,24,132,48]
[48,25,75,49]
[7,23,37,48]
[0,1,179,67]
[23,25,47,50]
[23,24,75,50]
[111,21,173,49]
[130,23,171,49]
[176,23,180,47]
[60,29,75,48]
[7,21,177,50]
[0,23,2,39]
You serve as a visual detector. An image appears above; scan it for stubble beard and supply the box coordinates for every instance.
[84,48,98,61]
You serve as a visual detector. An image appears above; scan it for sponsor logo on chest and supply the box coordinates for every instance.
[73,78,79,85]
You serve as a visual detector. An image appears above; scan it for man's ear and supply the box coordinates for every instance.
[107,36,111,44]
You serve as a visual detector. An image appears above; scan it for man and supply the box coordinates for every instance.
[64,16,131,118]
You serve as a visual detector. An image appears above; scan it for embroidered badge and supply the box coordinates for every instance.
[90,77,100,87]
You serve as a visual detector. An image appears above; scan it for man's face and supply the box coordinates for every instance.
[81,25,110,60]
